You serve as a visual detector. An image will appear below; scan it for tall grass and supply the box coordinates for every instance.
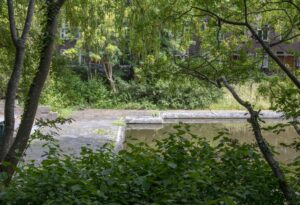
[209,83,270,110]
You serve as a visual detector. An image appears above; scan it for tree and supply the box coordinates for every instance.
[61,0,126,92]
[0,0,35,162]
[0,0,66,185]
[124,0,300,203]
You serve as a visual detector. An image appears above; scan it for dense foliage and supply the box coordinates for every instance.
[0,126,286,204]
[41,57,222,110]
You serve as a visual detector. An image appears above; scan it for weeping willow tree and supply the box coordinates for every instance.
[59,0,126,92]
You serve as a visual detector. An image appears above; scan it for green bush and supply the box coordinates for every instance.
[41,58,112,110]
[40,56,222,110]
[0,125,285,204]
[116,77,222,109]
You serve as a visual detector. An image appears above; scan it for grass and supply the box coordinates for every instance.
[54,107,76,118]
[209,83,270,110]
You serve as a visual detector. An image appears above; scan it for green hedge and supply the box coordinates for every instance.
[0,125,285,205]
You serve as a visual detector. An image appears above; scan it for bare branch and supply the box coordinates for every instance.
[246,23,300,89]
[270,33,300,47]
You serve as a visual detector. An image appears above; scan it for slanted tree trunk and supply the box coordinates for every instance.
[220,76,298,205]
[0,0,35,161]
[246,24,300,90]
[0,0,66,185]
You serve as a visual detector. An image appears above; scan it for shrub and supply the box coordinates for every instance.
[40,55,222,110]
[0,125,285,205]
[41,58,112,110]
[116,77,222,109]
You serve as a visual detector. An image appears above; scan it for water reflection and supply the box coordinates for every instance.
[125,120,299,163]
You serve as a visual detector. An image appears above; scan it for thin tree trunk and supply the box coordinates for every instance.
[220,76,298,205]
[1,48,25,160]
[103,61,117,93]
[0,0,35,161]
[1,0,65,185]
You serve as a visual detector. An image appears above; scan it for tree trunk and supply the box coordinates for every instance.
[103,61,117,93]
[1,0,65,185]
[220,76,298,205]
[0,47,25,160]
[0,0,35,161]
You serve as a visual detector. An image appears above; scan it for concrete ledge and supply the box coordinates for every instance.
[161,110,283,119]
[126,124,164,130]
[125,116,164,124]
[37,106,51,114]
[125,110,284,125]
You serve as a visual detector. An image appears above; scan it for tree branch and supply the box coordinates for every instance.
[21,0,35,41]
[246,23,300,89]
[270,33,300,47]
[220,76,298,205]
[7,0,18,46]
[285,0,300,14]
[191,6,246,26]
[192,5,300,89]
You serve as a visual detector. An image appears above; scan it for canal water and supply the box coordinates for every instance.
[125,119,299,163]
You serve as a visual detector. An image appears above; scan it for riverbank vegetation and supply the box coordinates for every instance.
[0,126,290,204]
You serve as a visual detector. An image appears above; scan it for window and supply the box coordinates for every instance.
[257,25,269,42]
[257,29,262,39]
[60,27,68,39]
[59,23,69,40]
[262,55,269,69]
